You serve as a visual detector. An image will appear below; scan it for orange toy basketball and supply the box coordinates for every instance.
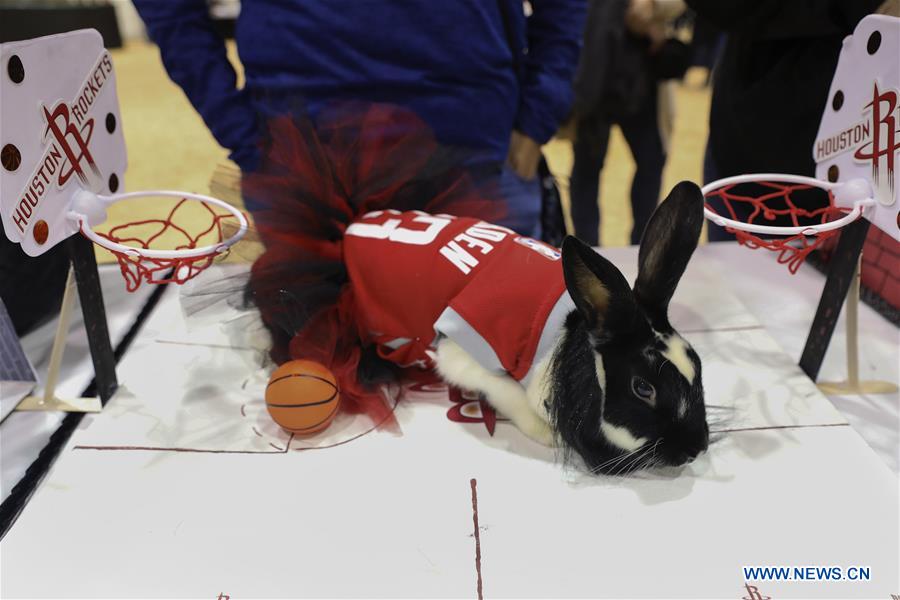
[265,360,340,435]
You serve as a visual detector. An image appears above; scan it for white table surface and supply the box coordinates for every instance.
[1,243,897,600]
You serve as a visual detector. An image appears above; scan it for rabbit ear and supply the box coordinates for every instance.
[633,181,704,327]
[562,236,637,343]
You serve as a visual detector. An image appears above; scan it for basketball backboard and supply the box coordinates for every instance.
[815,14,900,242]
[0,29,127,257]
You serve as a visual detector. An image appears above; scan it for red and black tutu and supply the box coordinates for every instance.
[242,103,505,427]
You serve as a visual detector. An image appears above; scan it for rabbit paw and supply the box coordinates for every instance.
[518,414,556,447]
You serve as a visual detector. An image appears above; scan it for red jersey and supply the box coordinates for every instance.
[344,210,574,384]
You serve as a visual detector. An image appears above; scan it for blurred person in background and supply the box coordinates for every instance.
[567,0,688,246]
[687,11,725,87]
[688,0,894,240]
[133,0,587,237]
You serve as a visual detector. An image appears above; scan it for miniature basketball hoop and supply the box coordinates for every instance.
[702,14,899,396]
[69,189,248,292]
[0,30,250,413]
[702,175,896,393]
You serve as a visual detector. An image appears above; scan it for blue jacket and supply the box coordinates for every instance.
[133,0,585,171]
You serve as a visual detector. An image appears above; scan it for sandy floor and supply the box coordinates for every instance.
[102,41,711,261]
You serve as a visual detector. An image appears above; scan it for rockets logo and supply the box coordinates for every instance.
[446,387,501,436]
[814,82,900,204]
[853,83,900,198]
[740,584,771,600]
[42,101,99,188]
[404,382,504,436]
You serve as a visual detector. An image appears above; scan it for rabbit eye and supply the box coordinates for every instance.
[631,377,656,405]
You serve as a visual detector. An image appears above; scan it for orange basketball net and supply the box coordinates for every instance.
[88,197,245,292]
[703,178,857,274]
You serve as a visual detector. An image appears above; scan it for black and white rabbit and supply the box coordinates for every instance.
[244,108,708,475]
[433,181,708,474]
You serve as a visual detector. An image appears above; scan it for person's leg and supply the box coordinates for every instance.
[619,91,666,245]
[569,117,611,246]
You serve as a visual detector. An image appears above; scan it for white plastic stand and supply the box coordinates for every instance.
[817,256,899,395]
[15,267,103,413]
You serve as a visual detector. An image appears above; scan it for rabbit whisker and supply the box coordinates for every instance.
[614,445,652,476]
[592,446,642,470]
[623,439,662,475]
[591,446,643,474]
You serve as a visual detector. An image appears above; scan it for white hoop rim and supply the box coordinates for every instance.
[67,190,249,260]
[701,173,875,236]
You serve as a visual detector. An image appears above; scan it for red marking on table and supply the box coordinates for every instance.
[73,445,286,454]
[471,478,483,600]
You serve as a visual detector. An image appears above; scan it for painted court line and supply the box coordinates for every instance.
[711,423,849,434]
[680,324,766,334]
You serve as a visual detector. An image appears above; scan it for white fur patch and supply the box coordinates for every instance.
[600,420,647,451]
[594,353,606,390]
[661,334,695,384]
[434,338,555,446]
[596,352,648,451]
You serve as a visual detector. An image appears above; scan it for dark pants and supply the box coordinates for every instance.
[569,92,666,246]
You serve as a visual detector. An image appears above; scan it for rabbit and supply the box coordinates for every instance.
[432,180,709,474]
